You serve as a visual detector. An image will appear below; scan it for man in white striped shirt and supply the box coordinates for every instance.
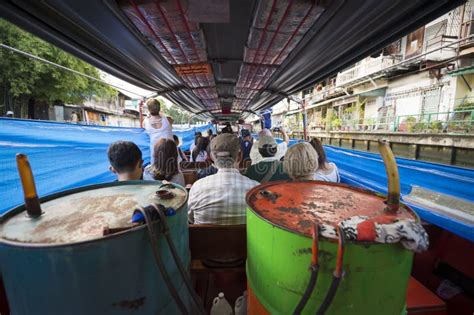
[188,133,259,225]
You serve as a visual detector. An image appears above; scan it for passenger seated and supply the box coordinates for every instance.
[207,128,213,138]
[173,134,188,162]
[240,129,253,162]
[191,136,209,162]
[250,127,289,165]
[244,135,290,183]
[196,164,218,179]
[309,138,340,182]
[143,98,173,163]
[143,139,185,186]
[188,134,259,225]
[283,142,319,181]
[190,131,202,153]
[107,141,143,181]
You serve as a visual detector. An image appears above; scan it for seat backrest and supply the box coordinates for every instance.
[182,171,198,185]
[189,224,247,260]
[180,161,211,170]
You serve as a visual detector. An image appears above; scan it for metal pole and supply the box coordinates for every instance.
[302,99,308,140]
[139,99,144,128]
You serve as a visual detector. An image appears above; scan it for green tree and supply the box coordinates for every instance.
[0,19,116,104]
[161,103,202,124]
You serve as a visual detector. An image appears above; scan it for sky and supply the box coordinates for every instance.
[100,71,180,109]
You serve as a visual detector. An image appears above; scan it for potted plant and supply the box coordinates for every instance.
[403,116,417,132]
[331,117,341,131]
[429,120,443,133]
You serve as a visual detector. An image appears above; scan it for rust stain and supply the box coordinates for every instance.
[276,207,302,215]
[297,219,312,229]
[113,296,146,310]
[259,190,281,204]
[293,247,312,256]
[247,181,416,238]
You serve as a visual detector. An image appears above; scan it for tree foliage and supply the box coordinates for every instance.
[0,19,116,103]
[162,103,202,124]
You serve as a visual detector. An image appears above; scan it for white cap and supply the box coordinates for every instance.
[6,111,13,115]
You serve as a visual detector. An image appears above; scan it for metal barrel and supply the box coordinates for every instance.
[0,181,190,315]
[246,181,417,315]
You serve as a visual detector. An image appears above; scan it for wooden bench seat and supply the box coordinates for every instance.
[189,224,246,263]
[407,277,447,315]
[182,171,198,186]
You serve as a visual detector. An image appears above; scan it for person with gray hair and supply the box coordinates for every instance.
[283,142,319,181]
[188,133,259,225]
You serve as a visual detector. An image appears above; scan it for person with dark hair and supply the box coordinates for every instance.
[240,129,253,162]
[190,131,202,152]
[107,141,143,181]
[71,111,79,123]
[309,138,340,182]
[222,123,233,134]
[143,98,174,163]
[244,135,290,183]
[143,139,185,186]
[207,129,213,138]
[173,134,188,162]
[191,136,209,162]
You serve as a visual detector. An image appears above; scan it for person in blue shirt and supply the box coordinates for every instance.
[240,129,253,162]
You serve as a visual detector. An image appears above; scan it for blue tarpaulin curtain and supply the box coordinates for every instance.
[0,118,472,241]
[0,118,213,215]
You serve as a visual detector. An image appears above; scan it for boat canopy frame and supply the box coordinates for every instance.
[0,0,465,120]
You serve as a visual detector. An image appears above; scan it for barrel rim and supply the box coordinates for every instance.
[0,180,188,248]
[246,180,419,242]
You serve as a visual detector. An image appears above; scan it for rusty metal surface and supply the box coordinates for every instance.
[246,181,416,238]
[1,184,187,244]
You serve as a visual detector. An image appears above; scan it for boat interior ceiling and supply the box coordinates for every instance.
[0,0,465,120]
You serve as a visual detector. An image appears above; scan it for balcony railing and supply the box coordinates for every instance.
[325,109,474,133]
[311,84,342,103]
[335,55,399,87]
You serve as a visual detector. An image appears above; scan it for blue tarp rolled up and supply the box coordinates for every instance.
[0,118,472,241]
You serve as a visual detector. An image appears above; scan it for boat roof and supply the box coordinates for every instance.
[0,0,465,120]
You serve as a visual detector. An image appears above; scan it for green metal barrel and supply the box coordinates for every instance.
[246,181,417,315]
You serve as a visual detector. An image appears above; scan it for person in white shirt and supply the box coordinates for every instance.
[174,134,188,162]
[143,98,174,163]
[309,138,340,183]
[191,136,209,162]
[70,111,79,123]
[250,127,289,165]
[143,139,185,187]
[188,133,259,225]
[283,142,319,181]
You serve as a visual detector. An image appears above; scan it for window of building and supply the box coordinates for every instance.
[420,87,442,119]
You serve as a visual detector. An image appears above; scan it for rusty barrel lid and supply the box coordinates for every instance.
[0,182,187,245]
[246,181,416,238]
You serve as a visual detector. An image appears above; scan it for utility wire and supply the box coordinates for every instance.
[0,43,154,98]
